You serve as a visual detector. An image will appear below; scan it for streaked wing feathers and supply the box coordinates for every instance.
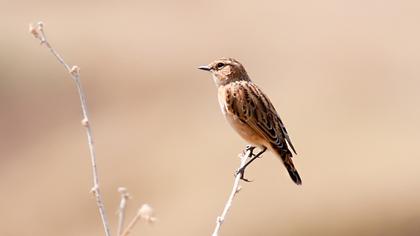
[229,81,297,155]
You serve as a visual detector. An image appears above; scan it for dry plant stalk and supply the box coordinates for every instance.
[117,187,131,236]
[116,187,156,236]
[120,204,156,236]
[211,146,254,236]
[29,21,112,236]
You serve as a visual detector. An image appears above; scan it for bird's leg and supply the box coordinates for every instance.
[236,146,267,182]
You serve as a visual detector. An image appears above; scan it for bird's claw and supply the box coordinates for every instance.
[235,167,253,182]
[245,145,256,156]
[240,176,253,182]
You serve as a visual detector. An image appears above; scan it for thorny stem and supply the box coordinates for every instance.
[211,145,257,236]
[29,22,112,236]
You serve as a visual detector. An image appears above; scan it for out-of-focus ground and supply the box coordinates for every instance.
[1,1,420,235]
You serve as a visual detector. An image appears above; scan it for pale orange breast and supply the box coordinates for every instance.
[217,84,268,148]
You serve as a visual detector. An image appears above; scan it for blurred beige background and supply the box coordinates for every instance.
[1,0,420,235]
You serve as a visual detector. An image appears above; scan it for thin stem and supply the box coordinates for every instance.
[29,22,112,236]
[120,211,142,236]
[211,146,254,236]
[120,204,155,236]
[117,188,130,236]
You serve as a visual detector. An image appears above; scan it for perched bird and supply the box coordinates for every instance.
[198,58,302,185]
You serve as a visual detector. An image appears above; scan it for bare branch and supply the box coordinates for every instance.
[29,21,112,236]
[117,187,131,236]
[120,204,156,236]
[211,146,254,236]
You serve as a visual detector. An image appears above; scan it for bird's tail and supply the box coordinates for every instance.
[272,146,302,185]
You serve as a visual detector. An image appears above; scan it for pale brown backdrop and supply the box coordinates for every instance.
[1,0,420,235]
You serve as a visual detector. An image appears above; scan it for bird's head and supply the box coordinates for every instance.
[198,58,250,86]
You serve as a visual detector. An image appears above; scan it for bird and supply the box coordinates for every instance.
[198,58,302,185]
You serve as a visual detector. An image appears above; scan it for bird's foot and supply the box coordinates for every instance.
[245,145,256,156]
[234,146,268,182]
[235,167,253,182]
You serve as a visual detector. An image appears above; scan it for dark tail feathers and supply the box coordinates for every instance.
[274,147,302,185]
[285,157,302,185]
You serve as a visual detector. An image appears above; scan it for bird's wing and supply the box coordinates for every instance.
[232,81,297,155]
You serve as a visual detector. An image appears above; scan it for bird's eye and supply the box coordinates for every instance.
[215,63,225,69]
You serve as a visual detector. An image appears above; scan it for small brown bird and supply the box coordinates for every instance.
[199,58,302,185]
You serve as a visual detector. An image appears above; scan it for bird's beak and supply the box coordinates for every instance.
[198,65,211,71]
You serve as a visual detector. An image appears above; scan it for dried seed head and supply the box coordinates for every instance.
[118,187,127,193]
[29,23,39,38]
[118,187,131,199]
[138,204,156,223]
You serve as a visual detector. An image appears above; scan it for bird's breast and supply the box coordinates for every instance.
[217,84,267,147]
[217,86,229,115]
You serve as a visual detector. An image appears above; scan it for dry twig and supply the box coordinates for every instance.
[29,21,112,236]
[120,204,156,236]
[211,146,255,236]
[117,187,131,236]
